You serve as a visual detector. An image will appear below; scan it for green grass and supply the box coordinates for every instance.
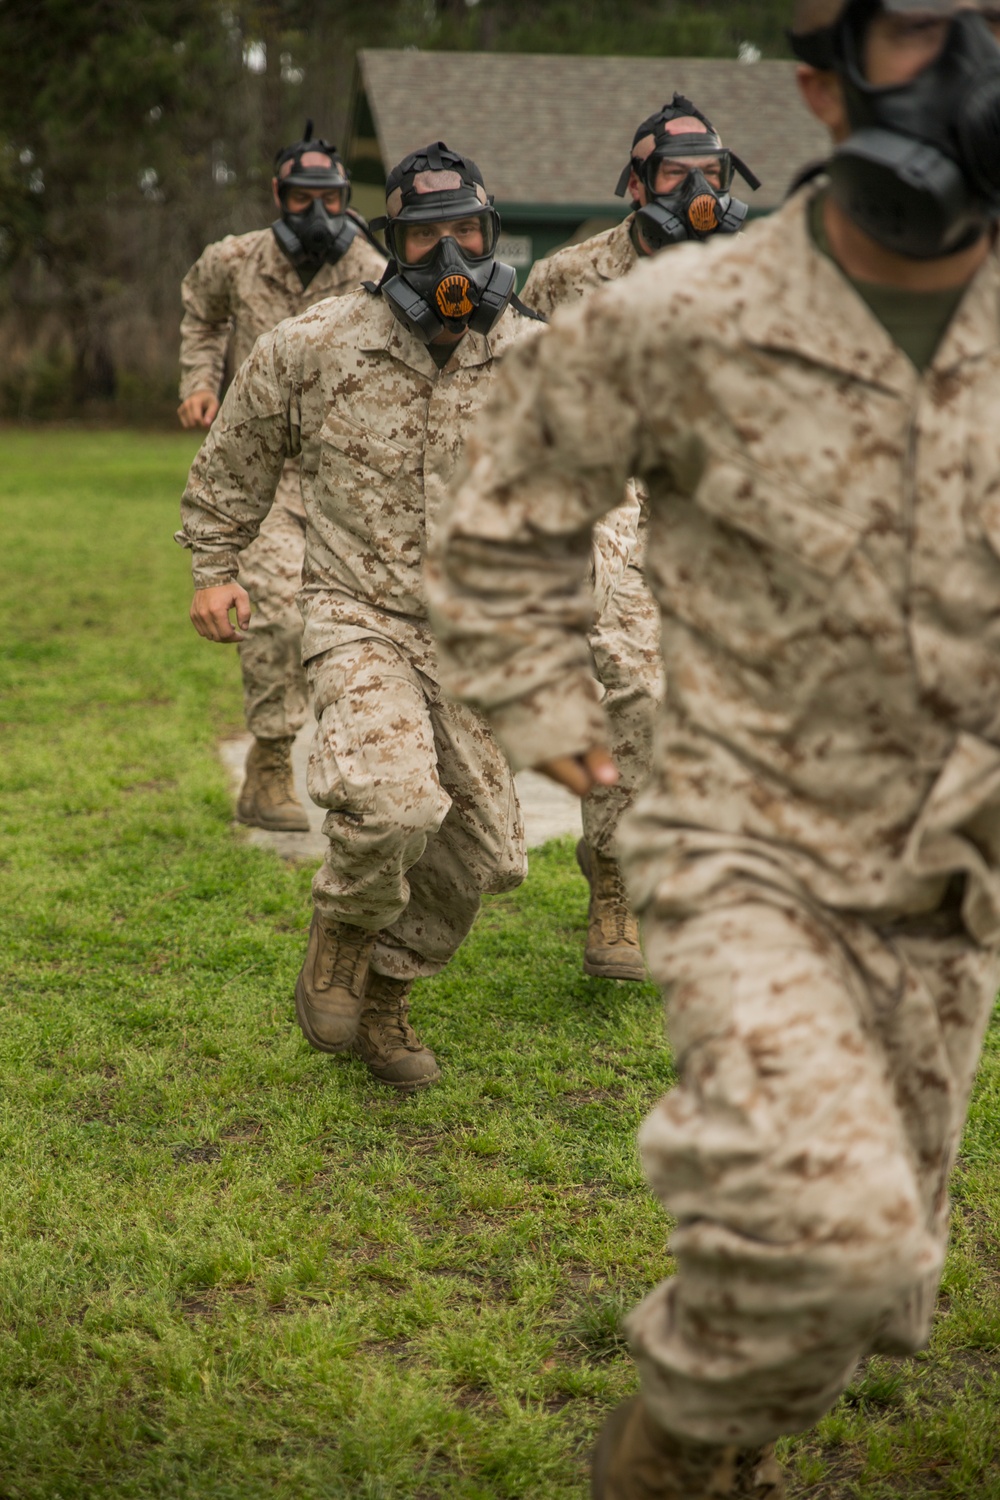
[0,429,998,1498]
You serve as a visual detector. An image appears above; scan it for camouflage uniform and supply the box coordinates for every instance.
[179,226,386,740]
[428,187,1000,1443]
[179,288,536,980]
[523,216,665,857]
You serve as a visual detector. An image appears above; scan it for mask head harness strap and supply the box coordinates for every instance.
[273,119,351,200]
[369,141,494,254]
[614,93,761,199]
[787,0,848,66]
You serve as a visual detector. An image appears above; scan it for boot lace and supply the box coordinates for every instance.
[366,983,421,1052]
[597,860,635,945]
[320,925,371,994]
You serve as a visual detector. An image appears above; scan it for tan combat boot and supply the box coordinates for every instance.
[294,911,375,1053]
[236,736,310,833]
[352,973,441,1092]
[591,1396,785,1500]
[577,839,646,981]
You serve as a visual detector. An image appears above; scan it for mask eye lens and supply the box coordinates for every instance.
[390,210,497,267]
[860,17,943,82]
[862,3,1000,81]
[650,153,730,195]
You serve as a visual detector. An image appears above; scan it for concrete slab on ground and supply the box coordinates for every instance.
[220,727,581,861]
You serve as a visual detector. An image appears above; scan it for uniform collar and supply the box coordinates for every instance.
[356,288,495,377]
[931,235,1000,375]
[741,187,1000,391]
[740,188,915,394]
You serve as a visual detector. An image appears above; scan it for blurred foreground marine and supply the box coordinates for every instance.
[177,124,385,832]
[179,144,540,1091]
[429,2,1000,1493]
[523,95,758,982]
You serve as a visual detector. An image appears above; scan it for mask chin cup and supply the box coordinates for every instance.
[272,204,357,272]
[298,215,356,262]
[636,184,748,249]
[382,260,517,344]
[828,128,984,259]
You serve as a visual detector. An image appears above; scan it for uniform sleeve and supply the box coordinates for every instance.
[427,283,649,771]
[519,255,562,322]
[523,251,638,615]
[177,327,300,589]
[179,240,236,401]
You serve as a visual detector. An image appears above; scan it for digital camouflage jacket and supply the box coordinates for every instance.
[178,224,386,401]
[429,187,1000,941]
[524,213,646,592]
[179,287,542,680]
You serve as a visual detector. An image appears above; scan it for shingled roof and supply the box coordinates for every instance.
[354,50,830,212]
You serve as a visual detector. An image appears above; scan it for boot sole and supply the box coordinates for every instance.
[236,807,311,833]
[352,1044,442,1092]
[584,954,647,982]
[367,1066,441,1093]
[294,974,358,1055]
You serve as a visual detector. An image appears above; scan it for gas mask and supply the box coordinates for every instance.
[370,142,517,343]
[615,94,760,253]
[272,199,358,282]
[270,121,357,286]
[791,1,1000,259]
[635,165,754,249]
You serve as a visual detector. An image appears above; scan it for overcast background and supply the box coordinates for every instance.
[0,0,793,422]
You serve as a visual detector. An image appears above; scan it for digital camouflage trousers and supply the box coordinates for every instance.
[625,881,998,1446]
[584,561,665,855]
[306,636,526,982]
[236,467,309,741]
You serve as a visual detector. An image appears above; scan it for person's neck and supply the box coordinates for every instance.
[630,213,656,259]
[431,328,466,348]
[822,194,991,291]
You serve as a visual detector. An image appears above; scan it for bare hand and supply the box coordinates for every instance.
[536,747,619,798]
[177,390,221,430]
[190,584,252,642]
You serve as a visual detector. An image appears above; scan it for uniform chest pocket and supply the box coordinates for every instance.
[653,453,870,664]
[315,412,410,537]
[696,456,864,582]
[317,411,408,481]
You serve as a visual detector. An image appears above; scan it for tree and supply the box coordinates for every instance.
[0,0,241,400]
[0,0,795,415]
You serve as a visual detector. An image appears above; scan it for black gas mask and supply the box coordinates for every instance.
[273,200,357,276]
[791,1,1000,259]
[271,121,357,286]
[615,93,761,252]
[370,143,517,343]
